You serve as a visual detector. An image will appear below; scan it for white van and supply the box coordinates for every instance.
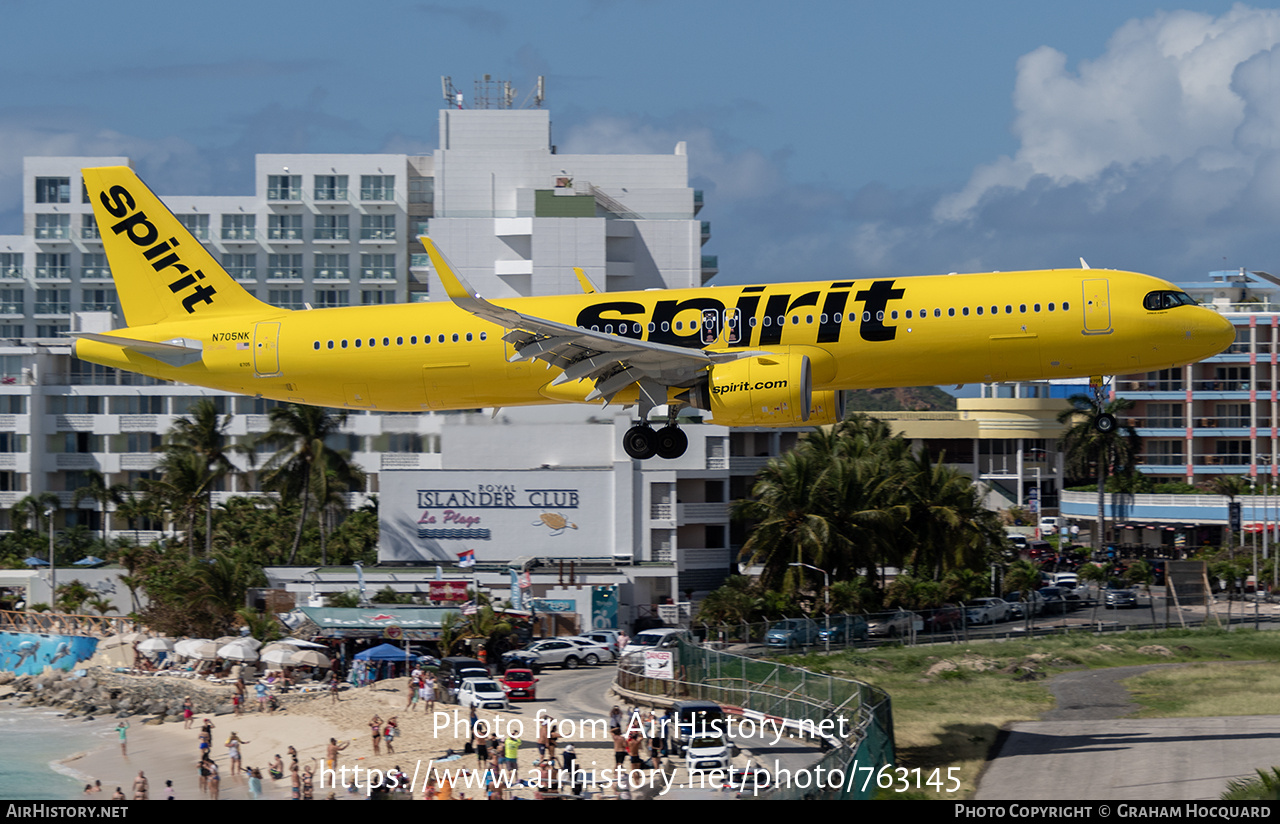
[621,627,688,659]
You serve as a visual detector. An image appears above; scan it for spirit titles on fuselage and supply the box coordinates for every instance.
[574,280,907,349]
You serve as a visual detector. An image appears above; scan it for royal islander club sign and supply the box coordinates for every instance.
[379,469,614,564]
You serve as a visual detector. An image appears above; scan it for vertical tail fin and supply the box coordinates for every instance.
[82,166,277,327]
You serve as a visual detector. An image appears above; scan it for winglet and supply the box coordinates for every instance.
[573,267,599,294]
[420,237,482,303]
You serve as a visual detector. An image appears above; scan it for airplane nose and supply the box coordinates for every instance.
[1198,309,1236,359]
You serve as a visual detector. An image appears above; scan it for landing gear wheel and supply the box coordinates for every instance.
[654,425,688,459]
[1095,413,1116,434]
[623,425,656,460]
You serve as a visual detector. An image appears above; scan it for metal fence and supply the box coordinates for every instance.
[617,638,894,800]
[690,601,1280,655]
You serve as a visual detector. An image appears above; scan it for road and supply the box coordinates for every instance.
[520,663,823,799]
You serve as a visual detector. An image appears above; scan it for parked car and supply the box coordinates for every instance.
[923,604,965,632]
[499,668,538,701]
[866,609,922,638]
[437,657,490,703]
[1003,590,1044,619]
[1037,586,1081,614]
[1039,516,1060,535]
[621,627,689,659]
[965,597,1011,625]
[581,630,623,658]
[816,615,869,645]
[457,677,509,711]
[765,618,820,649]
[511,638,611,670]
[557,636,616,663]
[1105,588,1138,609]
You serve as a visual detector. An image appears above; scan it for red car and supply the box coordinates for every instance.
[500,668,538,701]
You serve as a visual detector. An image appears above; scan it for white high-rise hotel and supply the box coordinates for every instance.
[0,95,778,624]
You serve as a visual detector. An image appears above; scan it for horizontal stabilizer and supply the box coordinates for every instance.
[70,332,204,368]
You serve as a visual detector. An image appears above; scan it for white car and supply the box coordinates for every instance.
[580,630,622,657]
[684,734,732,773]
[457,677,509,711]
[966,597,1011,625]
[558,636,616,663]
[1039,516,1060,535]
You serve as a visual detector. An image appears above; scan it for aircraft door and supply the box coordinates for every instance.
[253,322,281,377]
[700,309,721,345]
[1082,279,1112,335]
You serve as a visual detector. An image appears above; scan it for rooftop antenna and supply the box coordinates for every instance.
[441,76,464,109]
[447,75,545,109]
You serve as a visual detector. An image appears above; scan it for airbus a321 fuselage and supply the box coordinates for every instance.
[73,167,1235,459]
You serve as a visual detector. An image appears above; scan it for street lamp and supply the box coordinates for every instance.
[789,562,831,652]
[45,507,55,611]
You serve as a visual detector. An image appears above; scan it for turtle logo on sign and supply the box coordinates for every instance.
[533,512,578,536]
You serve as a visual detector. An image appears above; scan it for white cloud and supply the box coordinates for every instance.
[937,6,1280,222]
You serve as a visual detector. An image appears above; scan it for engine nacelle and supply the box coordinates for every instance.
[687,353,844,428]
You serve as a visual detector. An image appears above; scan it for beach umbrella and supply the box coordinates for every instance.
[137,638,175,653]
[278,638,326,648]
[290,650,332,668]
[176,639,220,660]
[260,647,296,667]
[218,641,259,662]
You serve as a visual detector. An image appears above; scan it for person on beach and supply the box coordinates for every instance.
[384,716,399,755]
[269,754,284,780]
[369,714,383,755]
[226,732,250,774]
[111,787,124,801]
[132,770,148,800]
[405,675,418,711]
[115,720,129,755]
[326,737,348,769]
[329,671,340,704]
[255,681,268,713]
[301,759,316,800]
[204,756,220,799]
[165,779,174,800]
[182,696,194,729]
[290,760,301,800]
[247,769,261,800]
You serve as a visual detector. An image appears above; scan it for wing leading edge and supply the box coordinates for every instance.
[420,238,763,410]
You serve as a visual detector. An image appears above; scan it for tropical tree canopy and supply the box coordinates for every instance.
[1057,393,1140,549]
[734,414,1003,599]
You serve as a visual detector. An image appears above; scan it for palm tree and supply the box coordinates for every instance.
[146,449,220,555]
[733,449,834,594]
[72,470,128,548]
[1057,394,1140,553]
[257,404,358,564]
[13,492,59,537]
[163,399,249,555]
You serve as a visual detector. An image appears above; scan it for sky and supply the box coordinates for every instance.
[4,0,1280,285]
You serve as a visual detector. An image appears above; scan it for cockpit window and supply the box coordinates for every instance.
[1143,290,1197,311]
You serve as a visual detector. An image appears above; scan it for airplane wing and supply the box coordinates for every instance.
[421,238,761,406]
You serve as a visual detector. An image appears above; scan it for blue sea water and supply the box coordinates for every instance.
[0,708,116,800]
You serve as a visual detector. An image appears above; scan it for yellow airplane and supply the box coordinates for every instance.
[73,166,1235,460]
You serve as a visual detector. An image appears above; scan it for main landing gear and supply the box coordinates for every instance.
[623,421,688,460]
[1089,374,1116,433]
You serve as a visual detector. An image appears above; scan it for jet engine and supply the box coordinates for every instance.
[685,352,844,427]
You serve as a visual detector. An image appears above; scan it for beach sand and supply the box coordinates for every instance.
[62,675,622,801]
